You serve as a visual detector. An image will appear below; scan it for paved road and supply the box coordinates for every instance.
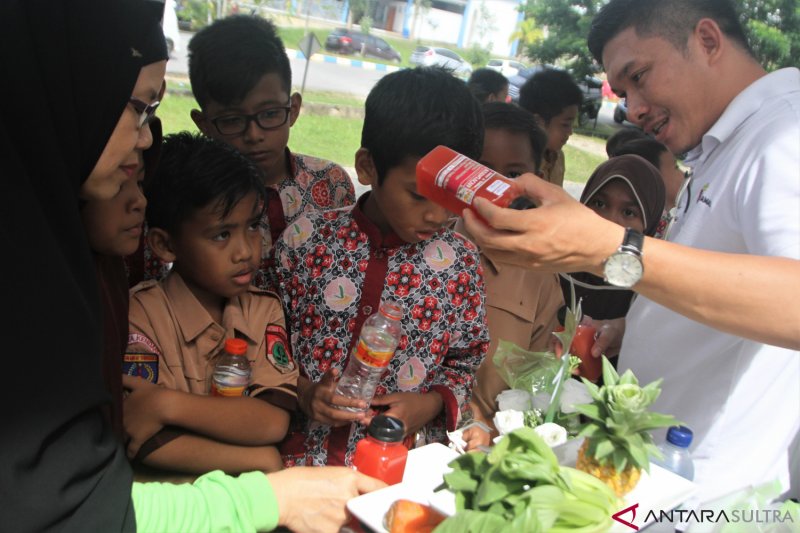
[167,30,388,98]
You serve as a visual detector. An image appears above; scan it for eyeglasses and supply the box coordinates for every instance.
[210,105,292,136]
[128,97,160,128]
[663,170,693,240]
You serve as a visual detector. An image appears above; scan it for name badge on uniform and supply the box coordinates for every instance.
[123,353,159,383]
[266,324,295,373]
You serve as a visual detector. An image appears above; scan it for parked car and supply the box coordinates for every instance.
[486,58,527,77]
[410,46,473,79]
[614,98,628,123]
[324,28,402,62]
[507,66,603,126]
[162,0,181,56]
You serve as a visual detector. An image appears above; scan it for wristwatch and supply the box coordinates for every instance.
[603,228,645,288]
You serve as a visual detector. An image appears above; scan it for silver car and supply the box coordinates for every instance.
[410,46,472,79]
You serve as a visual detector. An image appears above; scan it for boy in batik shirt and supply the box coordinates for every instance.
[271,67,489,467]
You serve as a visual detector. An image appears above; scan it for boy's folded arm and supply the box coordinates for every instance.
[139,432,283,474]
[162,391,291,445]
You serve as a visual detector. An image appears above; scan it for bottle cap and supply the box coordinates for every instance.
[509,196,536,210]
[666,425,693,448]
[367,415,405,443]
[224,338,248,355]
[379,300,403,321]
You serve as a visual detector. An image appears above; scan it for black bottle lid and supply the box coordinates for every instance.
[509,196,536,210]
[367,414,405,443]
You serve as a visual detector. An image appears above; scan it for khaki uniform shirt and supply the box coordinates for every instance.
[126,272,298,411]
[454,220,564,420]
[540,148,566,188]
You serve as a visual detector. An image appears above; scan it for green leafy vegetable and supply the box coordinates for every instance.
[434,428,618,532]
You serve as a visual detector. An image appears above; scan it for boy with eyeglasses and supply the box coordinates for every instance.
[131,15,355,286]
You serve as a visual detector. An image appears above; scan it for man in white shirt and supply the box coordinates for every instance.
[463,0,799,509]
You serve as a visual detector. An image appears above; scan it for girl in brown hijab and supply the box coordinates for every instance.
[559,154,666,322]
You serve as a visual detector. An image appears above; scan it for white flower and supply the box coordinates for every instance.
[559,379,593,414]
[534,423,568,447]
[496,389,533,412]
[493,409,525,436]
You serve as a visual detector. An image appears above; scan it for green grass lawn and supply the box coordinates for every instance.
[563,144,606,184]
[158,91,605,180]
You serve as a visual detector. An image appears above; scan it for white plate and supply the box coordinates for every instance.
[347,441,697,532]
[347,443,457,533]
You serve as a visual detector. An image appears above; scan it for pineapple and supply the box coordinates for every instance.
[573,357,678,497]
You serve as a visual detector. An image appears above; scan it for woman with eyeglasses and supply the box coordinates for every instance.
[1,1,380,531]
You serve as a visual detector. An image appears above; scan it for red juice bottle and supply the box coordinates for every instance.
[351,415,409,485]
[416,145,535,215]
[554,324,601,382]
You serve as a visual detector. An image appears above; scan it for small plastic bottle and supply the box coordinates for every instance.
[653,425,695,481]
[351,415,409,485]
[416,145,535,215]
[211,338,251,397]
[335,300,403,412]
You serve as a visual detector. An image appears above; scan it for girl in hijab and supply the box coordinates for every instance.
[0,1,380,531]
[558,154,666,322]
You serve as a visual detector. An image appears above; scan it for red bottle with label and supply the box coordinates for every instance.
[416,145,535,214]
[352,415,409,485]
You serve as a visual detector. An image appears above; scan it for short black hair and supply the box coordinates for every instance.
[145,132,266,235]
[610,137,670,169]
[587,0,752,65]
[518,69,583,123]
[362,66,483,184]
[188,15,292,109]
[467,68,509,103]
[482,102,547,174]
[605,126,649,157]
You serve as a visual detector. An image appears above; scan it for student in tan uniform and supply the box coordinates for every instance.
[124,132,298,475]
[453,102,564,448]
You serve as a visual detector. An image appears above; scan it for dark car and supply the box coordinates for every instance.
[507,66,603,126]
[324,28,401,63]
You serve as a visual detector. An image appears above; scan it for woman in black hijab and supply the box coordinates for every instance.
[558,154,666,322]
[0,2,384,531]
[0,0,167,529]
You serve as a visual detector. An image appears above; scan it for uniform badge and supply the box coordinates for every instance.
[123,352,159,383]
[266,324,295,373]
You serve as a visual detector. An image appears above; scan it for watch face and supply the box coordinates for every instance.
[605,252,643,287]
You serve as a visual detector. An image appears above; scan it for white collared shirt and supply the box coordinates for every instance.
[620,68,800,507]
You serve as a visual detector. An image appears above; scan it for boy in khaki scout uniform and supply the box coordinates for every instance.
[124,132,297,475]
[454,103,564,448]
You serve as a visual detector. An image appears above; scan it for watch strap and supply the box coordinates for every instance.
[620,228,644,256]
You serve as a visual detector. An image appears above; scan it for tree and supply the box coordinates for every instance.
[510,17,544,50]
[740,0,800,71]
[519,0,602,79]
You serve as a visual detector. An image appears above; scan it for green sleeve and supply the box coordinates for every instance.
[132,470,280,532]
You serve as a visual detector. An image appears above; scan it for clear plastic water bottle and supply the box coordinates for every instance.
[335,300,403,412]
[211,338,251,397]
[653,425,694,480]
